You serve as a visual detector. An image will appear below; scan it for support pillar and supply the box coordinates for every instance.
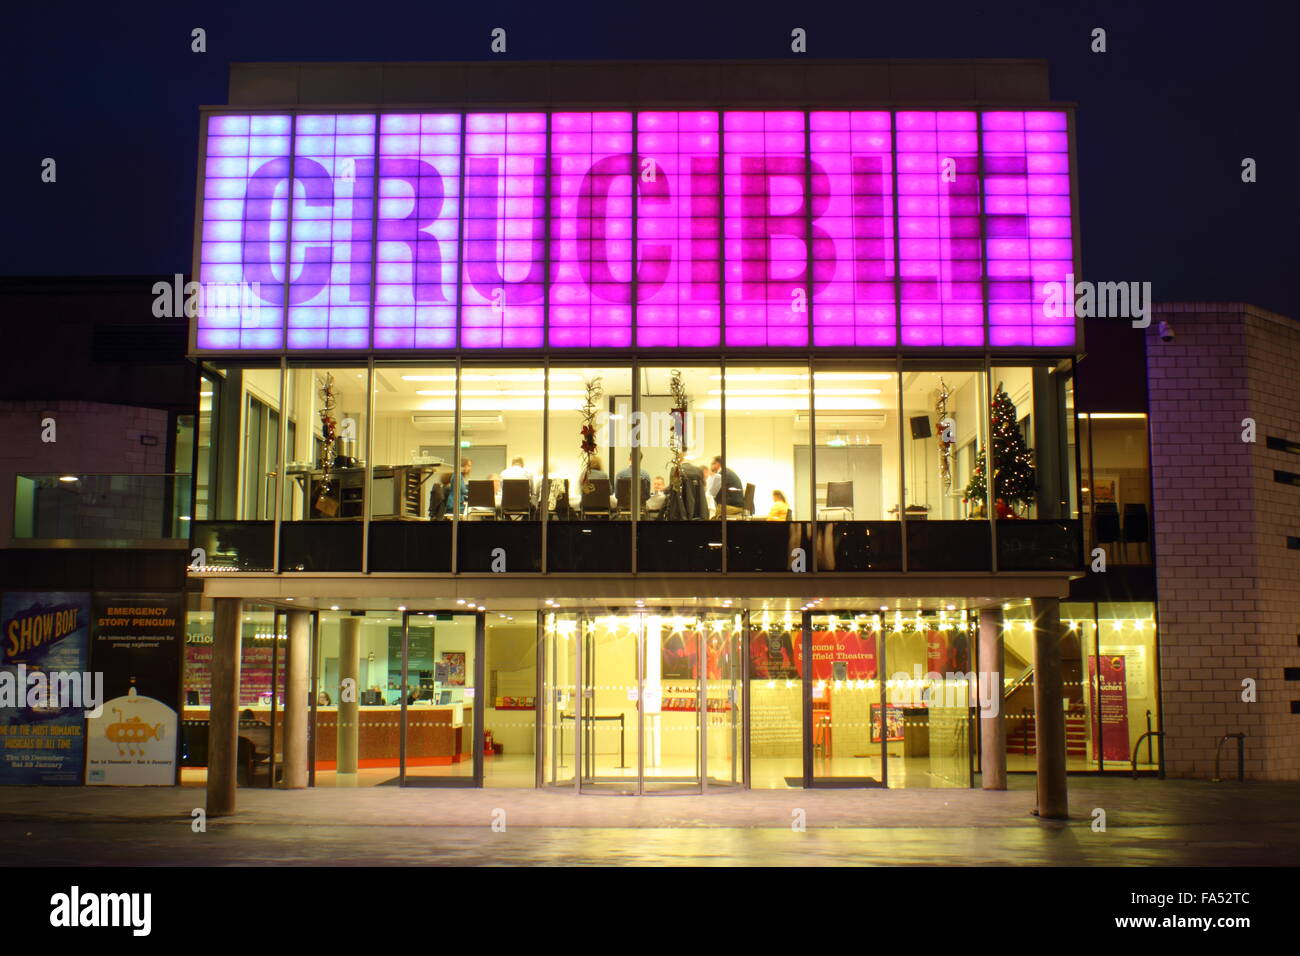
[281,610,310,789]
[206,597,242,817]
[979,608,1006,790]
[336,616,360,778]
[1031,597,1068,819]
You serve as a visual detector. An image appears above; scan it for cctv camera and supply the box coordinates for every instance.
[1156,320,1174,343]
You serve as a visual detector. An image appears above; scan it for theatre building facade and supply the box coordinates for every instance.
[180,59,1159,808]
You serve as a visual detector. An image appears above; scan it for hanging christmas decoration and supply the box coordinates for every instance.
[935,377,955,493]
[579,376,603,493]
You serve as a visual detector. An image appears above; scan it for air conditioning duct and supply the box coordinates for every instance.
[412,415,505,431]
[793,412,886,429]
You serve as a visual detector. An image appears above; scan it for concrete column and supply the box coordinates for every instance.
[206,597,242,817]
[979,608,1006,790]
[280,610,310,789]
[336,616,360,777]
[1031,597,1068,819]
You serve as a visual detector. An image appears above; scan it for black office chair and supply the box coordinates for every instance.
[1094,501,1120,555]
[1122,502,1149,562]
[821,480,854,520]
[465,479,497,519]
[741,483,756,518]
[615,476,650,518]
[579,477,612,519]
[682,474,708,520]
[501,478,532,521]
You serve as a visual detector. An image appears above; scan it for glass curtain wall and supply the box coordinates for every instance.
[637,364,724,571]
[546,366,633,571]
[456,365,546,571]
[813,364,902,571]
[281,365,368,571]
[1080,413,1152,565]
[368,363,455,572]
[483,612,537,787]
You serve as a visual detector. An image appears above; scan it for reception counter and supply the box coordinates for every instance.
[184,705,470,769]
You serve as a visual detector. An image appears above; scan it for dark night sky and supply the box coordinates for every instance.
[4,0,1295,317]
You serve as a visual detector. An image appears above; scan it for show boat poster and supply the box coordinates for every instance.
[85,593,183,785]
[0,591,92,785]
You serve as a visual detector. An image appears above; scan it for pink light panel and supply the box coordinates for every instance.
[194,110,1075,351]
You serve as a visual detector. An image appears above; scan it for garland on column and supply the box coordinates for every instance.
[667,368,688,493]
[936,377,954,493]
[579,376,603,493]
[315,373,339,514]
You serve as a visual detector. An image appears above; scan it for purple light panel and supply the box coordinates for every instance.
[194,110,1075,352]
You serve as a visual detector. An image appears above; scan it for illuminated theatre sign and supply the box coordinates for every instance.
[193,110,1075,353]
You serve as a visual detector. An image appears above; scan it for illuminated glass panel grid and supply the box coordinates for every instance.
[724,111,809,347]
[549,112,635,348]
[198,114,291,350]
[635,111,721,348]
[193,109,1077,354]
[810,111,896,347]
[286,114,376,350]
[896,111,983,347]
[374,113,461,349]
[982,111,1074,347]
[462,113,548,349]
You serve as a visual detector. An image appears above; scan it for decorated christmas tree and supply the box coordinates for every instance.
[964,383,1036,515]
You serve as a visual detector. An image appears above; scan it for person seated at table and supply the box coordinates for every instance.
[501,456,536,497]
[580,454,610,487]
[646,475,667,513]
[457,457,473,513]
[427,469,453,519]
[317,690,332,706]
[615,454,651,485]
[767,489,790,521]
[708,456,746,516]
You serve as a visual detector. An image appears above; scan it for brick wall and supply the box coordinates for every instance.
[1148,303,1300,780]
[0,400,170,543]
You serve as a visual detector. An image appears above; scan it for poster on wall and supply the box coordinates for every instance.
[440,652,466,686]
[793,630,878,681]
[184,623,280,706]
[0,591,91,785]
[870,704,905,743]
[662,630,700,679]
[85,593,183,786]
[1087,655,1130,762]
[750,629,798,679]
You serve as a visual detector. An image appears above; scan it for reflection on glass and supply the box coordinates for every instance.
[883,608,974,788]
[370,365,456,521]
[484,613,537,788]
[748,610,804,789]
[403,613,477,783]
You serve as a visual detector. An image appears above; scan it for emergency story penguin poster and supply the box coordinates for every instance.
[85,593,183,785]
[0,591,92,785]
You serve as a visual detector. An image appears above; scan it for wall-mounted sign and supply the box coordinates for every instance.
[194,110,1073,353]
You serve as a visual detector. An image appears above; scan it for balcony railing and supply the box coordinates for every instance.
[13,473,193,546]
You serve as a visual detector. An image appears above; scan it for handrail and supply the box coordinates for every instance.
[1004,664,1034,697]
[1211,733,1246,783]
[1130,730,1164,778]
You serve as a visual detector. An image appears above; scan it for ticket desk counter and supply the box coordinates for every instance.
[181,704,471,772]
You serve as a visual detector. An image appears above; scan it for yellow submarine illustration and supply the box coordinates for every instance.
[104,707,165,757]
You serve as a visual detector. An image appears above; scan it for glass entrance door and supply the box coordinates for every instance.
[400,611,483,787]
[540,609,745,794]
